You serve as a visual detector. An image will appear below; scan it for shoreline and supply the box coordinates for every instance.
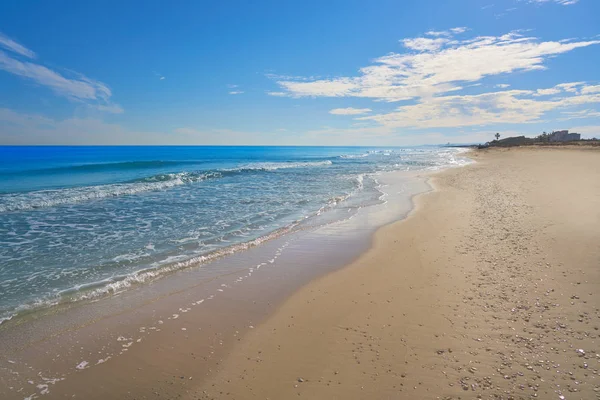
[189,147,600,399]
[1,147,469,329]
[0,168,437,399]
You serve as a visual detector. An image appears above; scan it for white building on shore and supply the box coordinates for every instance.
[549,130,580,142]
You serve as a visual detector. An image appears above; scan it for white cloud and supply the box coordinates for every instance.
[495,84,511,88]
[0,51,110,101]
[266,91,287,97]
[424,30,448,37]
[581,85,600,95]
[424,27,468,37]
[227,84,243,94]
[0,32,120,113]
[533,88,561,96]
[555,82,585,93]
[329,107,372,115]
[450,27,468,34]
[0,32,36,59]
[269,31,599,102]
[356,83,600,129]
[527,0,579,5]
[559,109,600,120]
[402,37,449,52]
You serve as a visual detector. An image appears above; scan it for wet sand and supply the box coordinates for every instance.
[1,172,431,399]
[191,147,600,399]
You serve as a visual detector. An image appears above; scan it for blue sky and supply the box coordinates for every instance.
[0,0,599,145]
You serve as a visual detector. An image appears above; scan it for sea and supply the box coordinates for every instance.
[0,145,470,325]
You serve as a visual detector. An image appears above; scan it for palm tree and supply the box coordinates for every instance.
[495,132,500,141]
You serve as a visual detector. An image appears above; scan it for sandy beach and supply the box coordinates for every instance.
[2,147,599,400]
[191,147,600,400]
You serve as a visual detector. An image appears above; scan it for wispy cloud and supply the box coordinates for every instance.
[95,104,125,114]
[268,30,599,103]
[402,37,449,52]
[526,0,579,5]
[424,27,468,37]
[329,107,372,115]
[559,109,600,120]
[266,91,287,97]
[0,32,36,59]
[0,31,121,113]
[450,27,468,34]
[495,84,511,88]
[227,84,244,94]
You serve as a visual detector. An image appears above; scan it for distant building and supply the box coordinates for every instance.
[549,130,580,142]
[492,136,534,146]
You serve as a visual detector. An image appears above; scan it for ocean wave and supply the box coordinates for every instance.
[0,222,303,326]
[367,149,395,155]
[353,174,364,190]
[339,153,369,159]
[232,160,333,171]
[68,203,332,301]
[0,171,220,213]
[8,160,206,176]
[0,161,334,213]
[0,313,14,325]
[340,150,397,159]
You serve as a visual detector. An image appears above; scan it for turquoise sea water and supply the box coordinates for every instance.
[0,145,469,324]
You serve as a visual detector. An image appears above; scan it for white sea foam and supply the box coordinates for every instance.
[60,222,301,305]
[0,313,15,325]
[0,172,217,213]
[75,361,88,370]
[354,174,364,190]
[36,384,49,395]
[232,160,332,171]
[339,153,369,159]
[111,251,149,263]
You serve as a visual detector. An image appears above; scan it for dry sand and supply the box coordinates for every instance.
[191,147,600,400]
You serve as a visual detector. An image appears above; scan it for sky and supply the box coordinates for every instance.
[0,0,599,146]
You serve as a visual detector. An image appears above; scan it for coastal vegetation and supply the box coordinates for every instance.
[481,130,599,148]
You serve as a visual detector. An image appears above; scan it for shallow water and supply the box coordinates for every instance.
[0,145,470,324]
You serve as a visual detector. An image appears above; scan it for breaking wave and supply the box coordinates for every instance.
[231,160,333,171]
[0,160,334,213]
[8,160,206,176]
